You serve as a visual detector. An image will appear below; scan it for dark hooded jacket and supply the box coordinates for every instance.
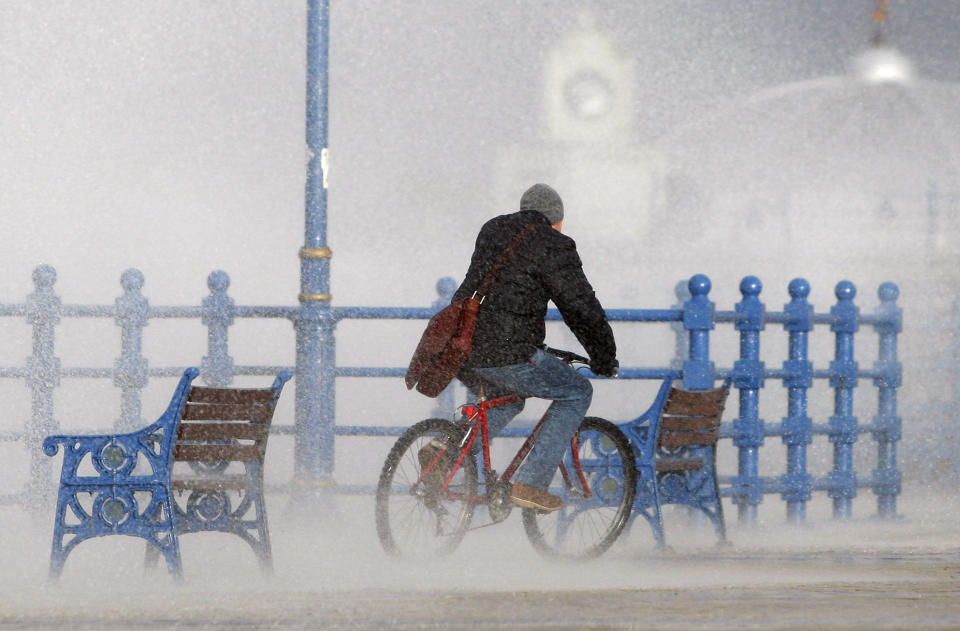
[453,208,617,370]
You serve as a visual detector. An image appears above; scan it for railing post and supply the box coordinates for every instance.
[682,274,714,390]
[432,277,458,418]
[25,265,61,505]
[671,280,691,371]
[114,269,149,431]
[202,270,235,387]
[780,278,814,524]
[871,282,902,518]
[731,276,765,525]
[828,280,859,518]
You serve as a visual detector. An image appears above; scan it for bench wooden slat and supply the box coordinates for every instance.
[664,397,726,416]
[174,444,262,462]
[665,387,725,406]
[188,387,274,404]
[659,432,719,448]
[656,457,705,472]
[176,423,268,442]
[182,403,272,422]
[660,416,721,431]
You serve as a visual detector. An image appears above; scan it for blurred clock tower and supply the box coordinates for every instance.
[544,12,635,143]
[495,12,664,246]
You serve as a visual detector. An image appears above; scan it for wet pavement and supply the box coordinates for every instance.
[2,491,959,630]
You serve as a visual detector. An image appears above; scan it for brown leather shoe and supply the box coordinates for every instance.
[511,483,563,512]
[417,439,451,490]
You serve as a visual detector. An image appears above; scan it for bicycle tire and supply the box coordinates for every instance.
[375,418,478,559]
[522,416,637,560]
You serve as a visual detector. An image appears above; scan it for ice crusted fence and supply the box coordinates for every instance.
[0,265,899,528]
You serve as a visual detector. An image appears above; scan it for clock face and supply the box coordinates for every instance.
[563,69,614,119]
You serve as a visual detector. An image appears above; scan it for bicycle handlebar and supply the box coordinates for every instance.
[543,346,589,365]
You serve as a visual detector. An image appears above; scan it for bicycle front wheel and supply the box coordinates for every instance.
[375,418,478,560]
[522,416,637,560]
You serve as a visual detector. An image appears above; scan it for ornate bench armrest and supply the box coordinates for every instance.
[43,422,173,481]
[43,434,76,457]
[43,368,199,482]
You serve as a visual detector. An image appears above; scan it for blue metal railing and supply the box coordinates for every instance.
[1,265,900,526]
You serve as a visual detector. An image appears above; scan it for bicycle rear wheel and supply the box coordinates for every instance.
[375,418,478,559]
[522,416,637,560]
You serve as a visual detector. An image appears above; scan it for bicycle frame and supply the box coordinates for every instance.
[418,393,592,504]
[378,348,634,561]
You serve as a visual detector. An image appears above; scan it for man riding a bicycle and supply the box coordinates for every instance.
[439,183,618,512]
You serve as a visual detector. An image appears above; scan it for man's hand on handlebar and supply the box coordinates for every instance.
[589,358,619,378]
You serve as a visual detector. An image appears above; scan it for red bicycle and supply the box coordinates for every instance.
[375,348,637,561]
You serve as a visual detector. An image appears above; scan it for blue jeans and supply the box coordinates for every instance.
[468,348,593,489]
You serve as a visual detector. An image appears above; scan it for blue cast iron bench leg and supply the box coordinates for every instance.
[43,368,200,581]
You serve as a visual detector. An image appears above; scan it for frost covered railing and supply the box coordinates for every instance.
[1,265,900,527]
[1,266,298,509]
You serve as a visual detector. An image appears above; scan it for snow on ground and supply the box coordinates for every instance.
[1,482,958,629]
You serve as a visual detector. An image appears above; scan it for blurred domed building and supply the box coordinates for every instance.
[657,46,960,279]
[496,9,960,478]
[655,42,960,474]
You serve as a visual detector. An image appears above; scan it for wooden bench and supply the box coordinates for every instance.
[150,371,291,573]
[622,377,730,548]
[43,368,291,580]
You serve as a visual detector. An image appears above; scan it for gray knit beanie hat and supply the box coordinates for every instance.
[520,183,564,224]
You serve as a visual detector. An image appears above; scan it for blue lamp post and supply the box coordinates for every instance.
[295,0,334,493]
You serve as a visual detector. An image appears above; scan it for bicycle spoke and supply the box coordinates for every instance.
[523,417,637,560]
[376,419,478,560]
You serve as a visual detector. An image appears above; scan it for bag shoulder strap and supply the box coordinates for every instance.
[474,222,541,299]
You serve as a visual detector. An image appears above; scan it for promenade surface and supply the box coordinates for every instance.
[2,487,958,630]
